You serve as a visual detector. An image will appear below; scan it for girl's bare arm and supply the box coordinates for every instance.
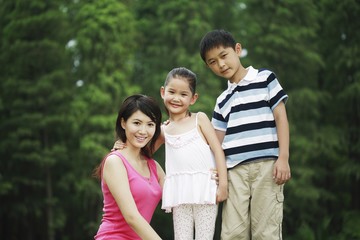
[197,112,228,202]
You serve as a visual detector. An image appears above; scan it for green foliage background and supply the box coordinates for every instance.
[0,0,359,239]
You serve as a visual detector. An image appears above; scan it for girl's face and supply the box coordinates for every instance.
[121,110,156,149]
[161,77,197,116]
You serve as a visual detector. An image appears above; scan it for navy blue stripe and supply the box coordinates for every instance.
[219,81,268,109]
[270,90,286,107]
[213,111,225,122]
[226,120,276,135]
[231,100,269,112]
[219,92,233,109]
[234,81,267,93]
[224,141,279,156]
[258,68,268,73]
[266,72,276,85]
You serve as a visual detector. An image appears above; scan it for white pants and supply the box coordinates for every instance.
[173,204,218,240]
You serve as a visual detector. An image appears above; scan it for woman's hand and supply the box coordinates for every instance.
[210,168,219,184]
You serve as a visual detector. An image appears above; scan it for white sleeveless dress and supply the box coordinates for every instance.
[161,113,217,212]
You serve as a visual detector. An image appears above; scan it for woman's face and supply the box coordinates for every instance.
[121,110,156,149]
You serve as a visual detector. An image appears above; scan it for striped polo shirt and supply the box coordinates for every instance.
[212,66,288,168]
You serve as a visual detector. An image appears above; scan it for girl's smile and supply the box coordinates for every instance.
[161,77,197,118]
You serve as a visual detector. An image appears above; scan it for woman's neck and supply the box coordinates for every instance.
[120,146,142,162]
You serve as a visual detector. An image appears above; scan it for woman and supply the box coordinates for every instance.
[94,94,165,240]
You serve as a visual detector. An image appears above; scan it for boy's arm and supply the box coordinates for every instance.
[273,101,291,185]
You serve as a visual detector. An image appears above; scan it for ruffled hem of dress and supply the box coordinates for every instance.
[161,171,217,213]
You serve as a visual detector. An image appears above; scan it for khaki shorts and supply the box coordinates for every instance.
[221,160,284,240]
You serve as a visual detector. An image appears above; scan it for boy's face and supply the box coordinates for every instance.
[204,43,242,83]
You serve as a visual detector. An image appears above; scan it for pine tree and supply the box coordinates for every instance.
[0,1,73,239]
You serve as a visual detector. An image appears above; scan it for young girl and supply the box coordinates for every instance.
[94,94,165,240]
[159,67,228,239]
[112,68,228,239]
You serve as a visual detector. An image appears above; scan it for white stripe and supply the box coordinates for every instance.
[229,111,274,127]
[223,133,277,149]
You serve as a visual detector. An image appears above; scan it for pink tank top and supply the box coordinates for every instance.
[95,151,162,240]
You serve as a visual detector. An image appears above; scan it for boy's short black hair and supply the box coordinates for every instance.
[199,29,236,62]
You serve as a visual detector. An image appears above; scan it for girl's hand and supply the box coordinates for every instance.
[216,185,228,203]
[111,140,126,151]
[211,168,228,203]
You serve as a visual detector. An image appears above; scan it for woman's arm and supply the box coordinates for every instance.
[197,112,228,202]
[103,155,162,240]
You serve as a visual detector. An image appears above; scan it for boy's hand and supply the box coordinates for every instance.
[273,157,291,185]
[111,140,126,151]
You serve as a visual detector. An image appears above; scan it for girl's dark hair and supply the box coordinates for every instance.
[199,29,237,62]
[164,67,197,95]
[94,94,162,179]
[163,67,197,117]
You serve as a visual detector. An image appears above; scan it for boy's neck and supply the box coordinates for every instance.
[230,66,248,84]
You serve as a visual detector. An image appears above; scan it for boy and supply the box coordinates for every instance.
[199,29,291,240]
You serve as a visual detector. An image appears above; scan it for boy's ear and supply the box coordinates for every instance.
[235,43,242,56]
